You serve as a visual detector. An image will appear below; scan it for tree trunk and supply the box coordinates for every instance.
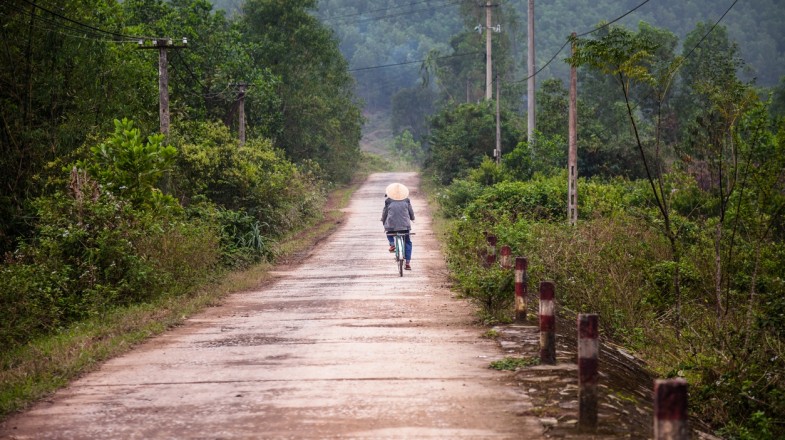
[743,242,762,351]
[714,223,724,320]
[668,231,682,340]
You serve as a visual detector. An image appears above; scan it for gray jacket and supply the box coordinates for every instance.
[381,198,415,231]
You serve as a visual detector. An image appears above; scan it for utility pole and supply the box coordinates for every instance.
[495,74,501,165]
[527,0,536,142]
[485,0,493,100]
[476,2,500,100]
[568,32,578,226]
[236,83,248,146]
[138,38,188,137]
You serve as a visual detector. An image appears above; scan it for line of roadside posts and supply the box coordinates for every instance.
[483,233,690,438]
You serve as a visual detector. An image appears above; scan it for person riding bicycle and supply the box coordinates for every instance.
[381,182,415,270]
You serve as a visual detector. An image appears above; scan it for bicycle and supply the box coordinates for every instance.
[387,231,413,276]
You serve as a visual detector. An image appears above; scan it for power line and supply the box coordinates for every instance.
[0,2,120,43]
[510,0,653,84]
[348,51,482,72]
[17,0,153,42]
[329,0,462,25]
[22,0,150,40]
[679,0,739,64]
[320,0,441,22]
[575,0,652,38]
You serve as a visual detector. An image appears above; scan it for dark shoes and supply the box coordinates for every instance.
[388,245,395,252]
[405,263,412,270]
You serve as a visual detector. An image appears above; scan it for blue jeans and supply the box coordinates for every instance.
[386,231,412,262]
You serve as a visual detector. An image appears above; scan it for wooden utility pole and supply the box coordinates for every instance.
[568,32,578,226]
[527,0,536,142]
[138,38,187,137]
[236,83,248,146]
[158,43,170,137]
[495,75,501,165]
[485,0,493,100]
[476,2,500,101]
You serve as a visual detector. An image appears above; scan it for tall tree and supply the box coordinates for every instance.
[240,0,362,182]
[0,0,156,252]
[569,24,687,335]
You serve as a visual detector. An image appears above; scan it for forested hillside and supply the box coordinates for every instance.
[308,0,785,115]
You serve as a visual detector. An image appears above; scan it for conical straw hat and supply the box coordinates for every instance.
[385,182,409,201]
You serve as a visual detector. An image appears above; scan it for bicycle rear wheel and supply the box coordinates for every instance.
[395,235,404,277]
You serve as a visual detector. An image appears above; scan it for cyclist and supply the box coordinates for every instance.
[381,182,415,270]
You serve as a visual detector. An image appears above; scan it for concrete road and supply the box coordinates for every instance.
[1,172,544,439]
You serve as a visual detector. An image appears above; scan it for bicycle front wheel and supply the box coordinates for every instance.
[398,255,404,276]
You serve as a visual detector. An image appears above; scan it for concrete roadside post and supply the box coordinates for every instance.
[578,313,599,430]
[500,245,512,269]
[539,281,556,364]
[514,257,528,322]
[654,378,689,440]
[485,234,497,267]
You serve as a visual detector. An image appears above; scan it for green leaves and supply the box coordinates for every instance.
[569,26,659,87]
[83,118,178,210]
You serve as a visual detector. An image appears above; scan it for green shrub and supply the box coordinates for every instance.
[436,178,485,219]
[0,261,65,350]
[81,118,178,210]
[186,203,275,268]
[464,175,567,223]
[0,168,219,353]
[171,121,325,236]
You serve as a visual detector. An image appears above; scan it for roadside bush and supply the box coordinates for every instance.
[464,175,567,223]
[436,179,485,219]
[501,132,567,180]
[443,222,514,323]
[0,120,223,353]
[171,121,325,236]
[0,186,219,352]
[80,118,179,211]
[186,202,275,268]
[436,162,785,437]
[0,260,65,350]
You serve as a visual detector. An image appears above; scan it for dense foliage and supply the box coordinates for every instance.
[310,0,785,115]
[0,0,361,252]
[0,0,359,353]
[426,15,785,440]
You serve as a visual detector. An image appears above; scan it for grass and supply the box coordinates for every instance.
[489,356,540,371]
[0,174,362,421]
[482,329,500,339]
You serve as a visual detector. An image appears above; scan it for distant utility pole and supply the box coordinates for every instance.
[138,37,188,137]
[476,1,500,100]
[485,0,493,100]
[527,0,536,141]
[495,74,501,165]
[235,83,248,146]
[568,32,578,226]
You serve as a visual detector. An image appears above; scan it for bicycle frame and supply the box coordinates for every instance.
[387,231,412,277]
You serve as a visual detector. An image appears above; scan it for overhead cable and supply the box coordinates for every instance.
[329,0,462,25]
[16,0,153,41]
[349,50,482,72]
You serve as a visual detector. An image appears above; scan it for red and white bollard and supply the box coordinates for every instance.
[485,234,497,267]
[514,257,528,322]
[539,281,556,364]
[654,378,689,440]
[578,313,599,430]
[500,245,512,269]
